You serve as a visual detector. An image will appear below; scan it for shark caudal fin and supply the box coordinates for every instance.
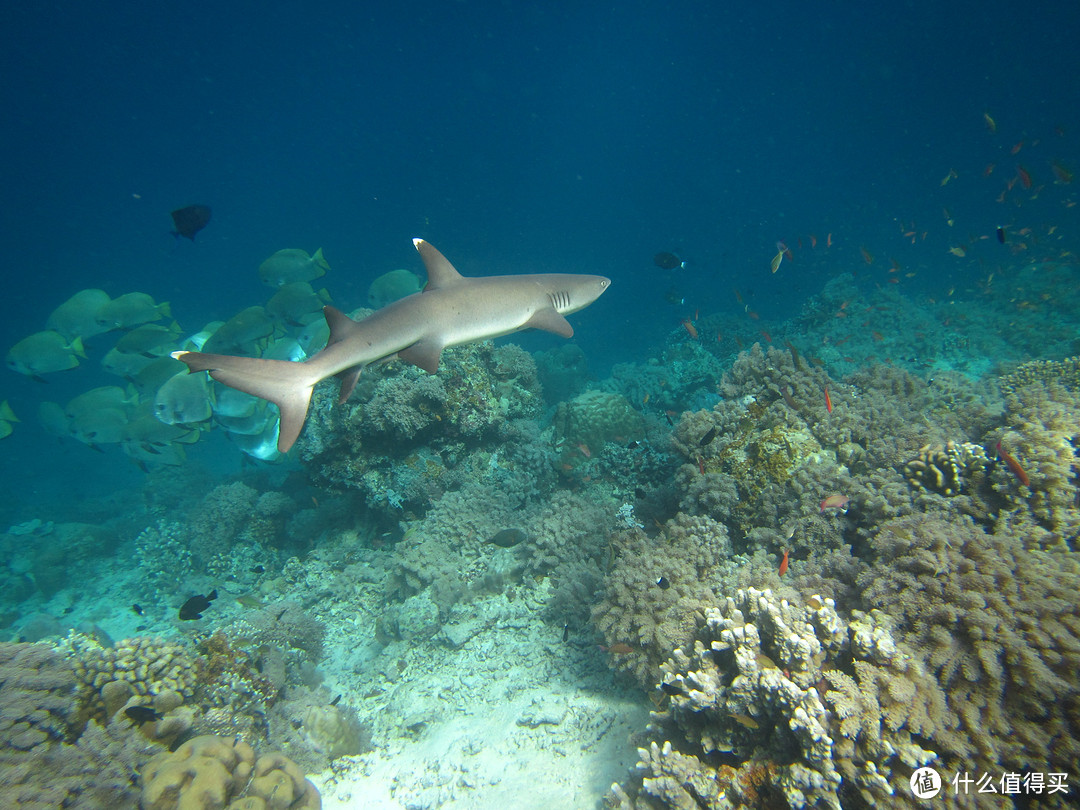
[171,351,318,452]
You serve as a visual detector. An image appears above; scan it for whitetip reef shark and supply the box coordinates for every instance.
[173,239,611,452]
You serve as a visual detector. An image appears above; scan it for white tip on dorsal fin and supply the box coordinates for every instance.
[413,239,465,291]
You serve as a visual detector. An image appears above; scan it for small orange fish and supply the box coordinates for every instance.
[1017,165,1033,190]
[859,246,874,265]
[1011,140,1024,155]
[983,163,995,177]
[809,233,818,248]
[311,496,320,509]
[778,549,789,576]
[820,494,851,513]
[996,441,1029,486]
[642,393,650,405]
[824,385,832,413]
[609,643,634,655]
[577,443,592,458]
[826,232,833,248]
[770,250,784,274]
[746,308,760,320]
[983,111,996,133]
[681,319,699,339]
[760,329,772,343]
[871,330,884,342]
[697,456,705,474]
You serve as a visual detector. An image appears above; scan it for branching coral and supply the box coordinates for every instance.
[859,513,1080,778]
[612,588,945,810]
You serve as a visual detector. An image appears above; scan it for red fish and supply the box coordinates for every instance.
[859,246,874,265]
[820,494,850,513]
[824,385,833,413]
[778,549,789,577]
[681,319,699,339]
[1017,165,1033,190]
[577,443,592,458]
[996,441,1030,486]
[697,456,705,474]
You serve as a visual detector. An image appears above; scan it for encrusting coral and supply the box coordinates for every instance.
[139,734,321,810]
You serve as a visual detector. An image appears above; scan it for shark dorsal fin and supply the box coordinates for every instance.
[413,238,465,291]
[323,306,361,347]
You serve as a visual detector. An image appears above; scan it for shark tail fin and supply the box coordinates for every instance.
[171,351,317,452]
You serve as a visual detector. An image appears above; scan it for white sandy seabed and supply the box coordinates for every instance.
[307,578,651,810]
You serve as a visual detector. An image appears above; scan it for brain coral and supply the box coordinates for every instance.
[552,389,644,452]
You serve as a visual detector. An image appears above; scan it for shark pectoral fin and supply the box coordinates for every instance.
[524,308,574,338]
[397,340,444,374]
[336,365,364,403]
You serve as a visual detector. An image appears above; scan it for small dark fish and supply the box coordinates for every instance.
[699,427,717,447]
[131,604,144,616]
[659,681,680,696]
[170,204,212,241]
[653,251,685,271]
[626,440,640,450]
[996,226,1007,244]
[634,487,647,499]
[656,576,670,590]
[664,411,674,427]
[488,528,527,548]
[562,623,570,642]
[125,705,162,725]
[330,694,342,707]
[250,565,265,574]
[178,588,218,621]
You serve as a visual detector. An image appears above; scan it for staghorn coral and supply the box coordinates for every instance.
[859,513,1080,779]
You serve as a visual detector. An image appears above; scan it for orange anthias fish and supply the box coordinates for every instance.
[820,494,851,513]
[859,246,874,265]
[681,319,699,339]
[996,441,1030,486]
[983,111,997,133]
[778,549,789,577]
[1017,165,1033,190]
[824,385,833,413]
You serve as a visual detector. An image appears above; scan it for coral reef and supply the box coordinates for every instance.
[299,342,544,517]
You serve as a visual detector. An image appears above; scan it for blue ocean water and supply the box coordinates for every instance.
[2,1,1080,806]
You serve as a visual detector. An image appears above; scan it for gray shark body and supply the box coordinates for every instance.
[173,239,611,452]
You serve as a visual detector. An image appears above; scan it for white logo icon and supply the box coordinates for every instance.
[911,767,942,799]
